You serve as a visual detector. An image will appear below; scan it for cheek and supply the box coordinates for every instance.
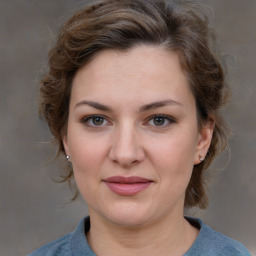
[151,133,196,164]
[149,131,197,175]
[68,132,109,175]
[69,136,108,198]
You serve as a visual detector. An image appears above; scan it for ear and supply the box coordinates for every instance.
[194,119,215,165]
[62,134,70,157]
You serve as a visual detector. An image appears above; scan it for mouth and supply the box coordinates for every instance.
[103,176,153,196]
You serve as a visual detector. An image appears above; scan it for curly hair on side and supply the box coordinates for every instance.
[39,0,230,208]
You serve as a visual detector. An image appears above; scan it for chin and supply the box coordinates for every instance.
[100,202,154,228]
[108,214,150,228]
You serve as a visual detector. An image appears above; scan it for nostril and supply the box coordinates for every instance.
[109,149,144,168]
[108,128,145,166]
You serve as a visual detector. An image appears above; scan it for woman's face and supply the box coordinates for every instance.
[63,45,213,227]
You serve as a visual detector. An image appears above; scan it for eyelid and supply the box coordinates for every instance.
[80,114,175,127]
[80,114,112,126]
[145,114,176,126]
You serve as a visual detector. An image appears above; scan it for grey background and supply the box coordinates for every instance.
[0,0,255,255]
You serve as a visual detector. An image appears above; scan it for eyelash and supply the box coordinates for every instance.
[80,114,111,127]
[80,114,175,128]
[146,114,175,127]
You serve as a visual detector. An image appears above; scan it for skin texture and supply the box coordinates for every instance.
[63,45,213,255]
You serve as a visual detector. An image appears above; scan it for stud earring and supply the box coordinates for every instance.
[66,155,71,161]
[199,155,204,162]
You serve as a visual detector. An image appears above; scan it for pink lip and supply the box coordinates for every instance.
[104,176,153,196]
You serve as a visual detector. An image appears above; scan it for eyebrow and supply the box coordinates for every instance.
[75,99,182,112]
[75,100,113,111]
[139,99,183,112]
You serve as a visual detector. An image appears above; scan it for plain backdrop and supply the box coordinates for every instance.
[0,0,255,255]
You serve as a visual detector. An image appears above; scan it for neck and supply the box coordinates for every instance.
[87,211,198,256]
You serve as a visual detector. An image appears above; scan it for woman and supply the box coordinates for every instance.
[30,0,251,255]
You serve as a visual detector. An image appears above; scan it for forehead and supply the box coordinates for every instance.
[71,45,194,108]
[75,45,183,81]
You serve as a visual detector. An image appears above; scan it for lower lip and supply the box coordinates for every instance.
[105,182,152,196]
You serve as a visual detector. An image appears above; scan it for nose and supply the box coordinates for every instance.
[109,123,145,168]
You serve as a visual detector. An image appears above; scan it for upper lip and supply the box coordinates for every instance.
[104,176,152,183]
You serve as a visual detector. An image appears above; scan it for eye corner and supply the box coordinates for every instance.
[80,114,112,127]
[145,114,176,128]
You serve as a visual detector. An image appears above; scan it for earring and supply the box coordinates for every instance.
[66,155,71,161]
[199,155,204,162]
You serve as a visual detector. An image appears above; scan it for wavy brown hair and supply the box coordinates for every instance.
[40,0,230,208]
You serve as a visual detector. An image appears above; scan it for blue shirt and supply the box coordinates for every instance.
[29,216,251,256]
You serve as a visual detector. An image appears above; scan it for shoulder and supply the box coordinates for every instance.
[29,217,95,256]
[207,229,251,256]
[185,217,251,256]
[28,233,72,256]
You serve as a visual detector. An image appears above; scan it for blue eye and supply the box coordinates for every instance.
[81,115,109,127]
[148,115,174,127]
